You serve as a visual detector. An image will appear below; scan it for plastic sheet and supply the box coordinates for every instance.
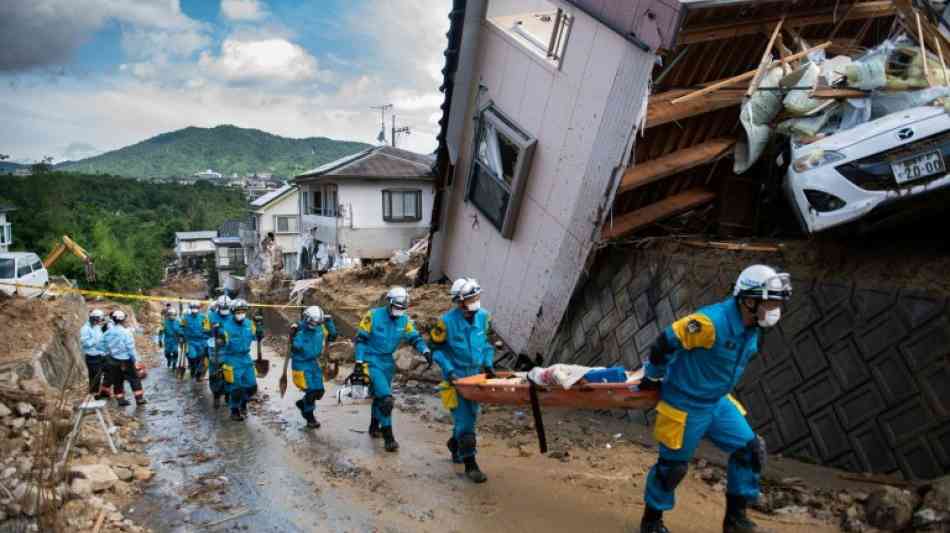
[870,87,950,118]
[734,66,786,174]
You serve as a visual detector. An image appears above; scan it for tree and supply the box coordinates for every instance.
[31,156,54,175]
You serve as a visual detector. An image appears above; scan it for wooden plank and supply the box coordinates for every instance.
[619,138,735,194]
[812,88,869,98]
[936,35,949,86]
[646,90,745,128]
[748,16,786,97]
[916,10,932,86]
[603,189,716,240]
[677,1,896,45]
[671,42,831,105]
[681,240,783,253]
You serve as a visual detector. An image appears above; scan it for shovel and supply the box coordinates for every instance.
[176,340,187,380]
[278,330,295,398]
[254,314,270,377]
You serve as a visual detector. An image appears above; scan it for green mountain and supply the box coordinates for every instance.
[58,124,372,179]
[0,161,26,173]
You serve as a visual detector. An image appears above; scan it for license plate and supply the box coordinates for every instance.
[891,150,946,184]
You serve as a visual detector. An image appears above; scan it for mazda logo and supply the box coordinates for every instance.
[897,128,914,140]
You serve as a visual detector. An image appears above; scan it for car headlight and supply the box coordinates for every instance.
[792,150,846,172]
[803,189,846,212]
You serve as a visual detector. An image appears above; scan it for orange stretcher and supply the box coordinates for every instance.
[454,371,659,411]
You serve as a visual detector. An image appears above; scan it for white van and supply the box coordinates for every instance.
[0,252,49,297]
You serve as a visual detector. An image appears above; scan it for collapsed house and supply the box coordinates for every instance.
[427,0,950,479]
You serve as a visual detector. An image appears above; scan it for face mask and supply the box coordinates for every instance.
[758,307,781,328]
[306,320,319,329]
[183,309,191,315]
[466,301,481,312]
[390,308,406,317]
[235,313,246,322]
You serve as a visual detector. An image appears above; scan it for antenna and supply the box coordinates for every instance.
[370,104,393,145]
[391,115,411,148]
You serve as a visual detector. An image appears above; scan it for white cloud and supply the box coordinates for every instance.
[221,0,267,22]
[199,38,332,84]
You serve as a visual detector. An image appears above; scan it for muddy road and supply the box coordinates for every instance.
[124,341,836,533]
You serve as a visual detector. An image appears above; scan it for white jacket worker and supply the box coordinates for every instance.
[102,310,147,407]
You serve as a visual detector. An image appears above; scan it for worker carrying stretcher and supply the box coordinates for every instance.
[637,265,791,533]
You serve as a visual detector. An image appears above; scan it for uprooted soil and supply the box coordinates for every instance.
[0,297,57,361]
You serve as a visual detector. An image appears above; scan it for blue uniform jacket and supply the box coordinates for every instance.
[103,325,137,362]
[430,308,494,381]
[80,323,105,356]
[292,319,338,364]
[160,318,183,346]
[354,307,427,361]
[181,313,208,342]
[219,318,258,366]
[645,297,759,411]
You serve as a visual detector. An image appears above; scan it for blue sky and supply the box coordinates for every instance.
[0,0,451,163]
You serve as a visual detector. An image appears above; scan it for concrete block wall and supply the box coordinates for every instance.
[548,247,950,480]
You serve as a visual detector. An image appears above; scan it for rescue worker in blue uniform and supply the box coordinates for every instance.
[355,286,432,452]
[159,307,184,369]
[205,296,232,408]
[181,302,209,381]
[431,278,494,483]
[638,265,791,533]
[80,309,107,395]
[215,299,260,421]
[102,310,147,407]
[289,305,337,429]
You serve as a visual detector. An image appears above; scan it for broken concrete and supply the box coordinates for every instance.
[69,464,119,493]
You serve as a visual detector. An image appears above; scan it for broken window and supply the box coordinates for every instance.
[466,105,537,238]
[305,184,338,217]
[274,215,298,234]
[382,190,423,222]
[488,2,572,68]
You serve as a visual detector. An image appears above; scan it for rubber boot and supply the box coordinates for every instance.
[463,457,487,483]
[213,395,221,408]
[640,506,670,533]
[230,408,245,421]
[382,427,399,452]
[723,495,769,533]
[447,438,462,464]
[368,417,382,439]
[117,398,131,407]
[135,397,148,406]
[303,412,321,429]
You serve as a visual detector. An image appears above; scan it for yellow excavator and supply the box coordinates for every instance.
[44,235,96,282]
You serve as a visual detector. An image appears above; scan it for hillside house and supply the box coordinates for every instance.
[214,219,247,296]
[0,205,15,253]
[242,184,301,276]
[174,231,216,269]
[294,146,435,261]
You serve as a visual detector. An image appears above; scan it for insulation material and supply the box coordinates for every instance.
[819,55,853,86]
[784,63,822,115]
[777,103,840,138]
[734,66,786,174]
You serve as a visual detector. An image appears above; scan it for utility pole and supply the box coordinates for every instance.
[370,104,393,145]
[391,115,411,148]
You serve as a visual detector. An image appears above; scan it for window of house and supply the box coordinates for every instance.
[466,105,537,238]
[0,223,10,246]
[305,184,338,217]
[274,215,299,234]
[382,190,423,222]
[489,2,572,68]
[227,247,243,267]
[283,253,298,273]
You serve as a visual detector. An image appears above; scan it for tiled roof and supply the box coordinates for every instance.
[296,146,434,181]
[175,231,217,240]
[250,184,295,208]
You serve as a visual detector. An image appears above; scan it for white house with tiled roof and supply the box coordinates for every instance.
[294,146,435,261]
[242,183,301,275]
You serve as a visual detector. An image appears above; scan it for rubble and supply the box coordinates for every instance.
[865,486,918,530]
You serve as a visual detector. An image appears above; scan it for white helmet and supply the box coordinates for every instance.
[450,278,467,302]
[90,309,105,321]
[386,286,409,310]
[456,278,482,302]
[217,295,232,315]
[734,265,792,301]
[303,306,325,326]
[112,310,127,322]
[167,307,178,317]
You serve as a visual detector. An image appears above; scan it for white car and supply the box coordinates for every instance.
[784,105,950,233]
[0,252,49,297]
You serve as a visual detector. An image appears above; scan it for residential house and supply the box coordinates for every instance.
[429,0,945,480]
[194,169,222,180]
[0,205,15,253]
[174,231,216,270]
[214,219,247,296]
[295,145,435,261]
[243,183,301,275]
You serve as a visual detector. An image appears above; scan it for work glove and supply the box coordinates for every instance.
[290,323,299,331]
[638,377,662,392]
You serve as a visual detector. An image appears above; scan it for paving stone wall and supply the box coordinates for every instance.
[548,247,950,480]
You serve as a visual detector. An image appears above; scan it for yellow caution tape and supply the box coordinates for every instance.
[0,281,306,309]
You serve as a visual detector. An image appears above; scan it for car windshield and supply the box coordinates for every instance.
[0,258,14,279]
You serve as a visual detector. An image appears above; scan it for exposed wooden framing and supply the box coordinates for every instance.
[853,17,874,45]
[619,138,735,194]
[748,16,786,97]
[671,42,831,104]
[916,10,932,86]
[603,189,716,240]
[812,88,869,98]
[936,35,949,86]
[894,0,950,61]
[828,2,857,40]
[681,240,782,253]
[677,1,895,45]
[646,89,745,129]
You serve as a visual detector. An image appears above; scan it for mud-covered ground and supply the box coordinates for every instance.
[123,334,842,533]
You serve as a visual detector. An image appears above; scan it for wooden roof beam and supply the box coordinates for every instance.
[676,1,896,45]
[603,188,716,240]
[646,89,745,128]
[619,137,735,194]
